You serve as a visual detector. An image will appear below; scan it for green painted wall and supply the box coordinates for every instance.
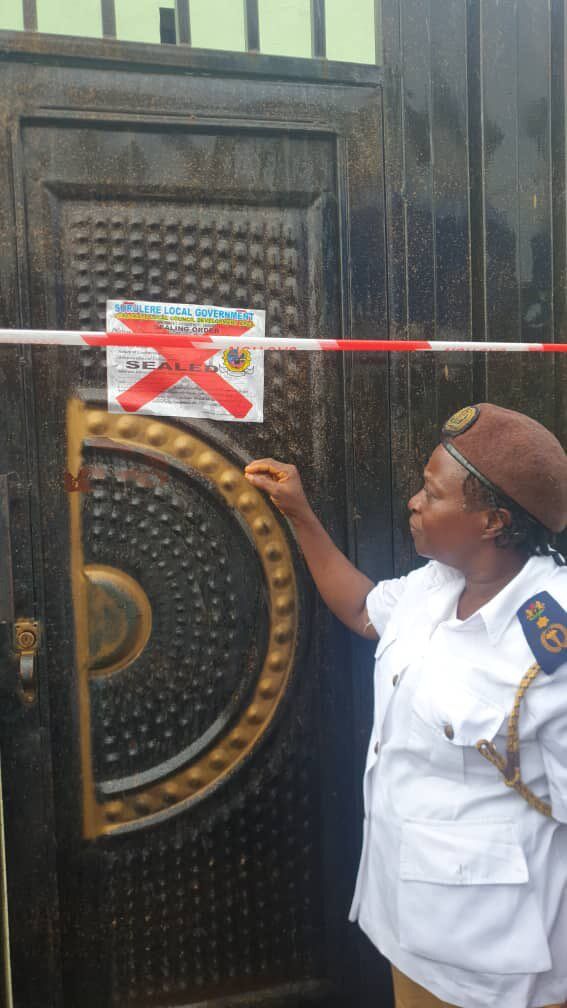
[258,0,311,59]
[0,0,380,63]
[191,0,246,52]
[116,0,174,44]
[0,0,24,30]
[326,0,376,64]
[36,0,102,37]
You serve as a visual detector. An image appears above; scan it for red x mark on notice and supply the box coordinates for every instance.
[113,318,255,419]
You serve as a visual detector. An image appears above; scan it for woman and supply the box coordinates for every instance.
[244,403,567,1008]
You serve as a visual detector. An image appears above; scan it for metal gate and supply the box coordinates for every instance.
[0,37,391,1008]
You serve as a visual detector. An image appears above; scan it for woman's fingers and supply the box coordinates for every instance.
[244,459,309,521]
[244,458,291,482]
[244,471,278,493]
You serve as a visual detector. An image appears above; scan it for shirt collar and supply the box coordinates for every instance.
[423,556,560,645]
[468,555,559,645]
[424,562,464,624]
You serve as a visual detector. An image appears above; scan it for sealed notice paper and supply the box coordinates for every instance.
[106,300,265,422]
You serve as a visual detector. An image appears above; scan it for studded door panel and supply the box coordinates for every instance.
[14,59,388,1005]
[22,120,347,1007]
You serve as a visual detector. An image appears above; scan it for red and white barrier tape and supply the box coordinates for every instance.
[1,329,567,352]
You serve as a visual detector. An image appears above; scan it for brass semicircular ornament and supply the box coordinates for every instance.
[85,565,152,677]
[67,400,298,837]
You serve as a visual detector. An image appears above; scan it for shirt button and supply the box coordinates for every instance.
[374,741,380,754]
[444,723,455,740]
[392,674,399,686]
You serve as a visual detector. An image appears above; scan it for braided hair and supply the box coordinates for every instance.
[463,473,566,567]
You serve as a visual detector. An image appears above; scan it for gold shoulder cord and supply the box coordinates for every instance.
[476,662,553,818]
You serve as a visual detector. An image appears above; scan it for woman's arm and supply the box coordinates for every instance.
[244,459,377,639]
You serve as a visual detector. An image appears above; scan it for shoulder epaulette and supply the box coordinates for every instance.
[517,590,567,675]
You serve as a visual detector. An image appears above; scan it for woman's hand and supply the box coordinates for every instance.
[244,459,312,524]
[245,457,376,637]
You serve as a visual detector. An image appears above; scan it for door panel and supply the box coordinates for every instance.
[0,350,63,1008]
[0,51,389,1008]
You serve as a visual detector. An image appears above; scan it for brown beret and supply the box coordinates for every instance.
[441,404,567,533]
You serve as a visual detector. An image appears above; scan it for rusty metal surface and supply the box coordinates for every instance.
[0,40,388,1008]
[0,340,64,1006]
[0,29,382,85]
[0,477,14,624]
[381,0,567,577]
[0,5,564,1006]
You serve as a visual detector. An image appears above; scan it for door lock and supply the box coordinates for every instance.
[14,619,40,704]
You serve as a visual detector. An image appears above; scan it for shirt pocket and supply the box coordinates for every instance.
[398,819,551,974]
[409,670,507,781]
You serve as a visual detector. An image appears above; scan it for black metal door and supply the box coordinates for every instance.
[0,41,390,1008]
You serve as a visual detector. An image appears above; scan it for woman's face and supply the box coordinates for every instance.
[407,444,490,568]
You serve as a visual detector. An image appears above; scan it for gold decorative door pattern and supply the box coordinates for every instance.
[68,401,298,838]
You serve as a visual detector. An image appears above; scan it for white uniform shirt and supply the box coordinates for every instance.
[349,555,567,1008]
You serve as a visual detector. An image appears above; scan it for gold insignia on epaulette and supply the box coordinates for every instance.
[442,405,480,436]
[526,599,546,621]
[540,623,567,654]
